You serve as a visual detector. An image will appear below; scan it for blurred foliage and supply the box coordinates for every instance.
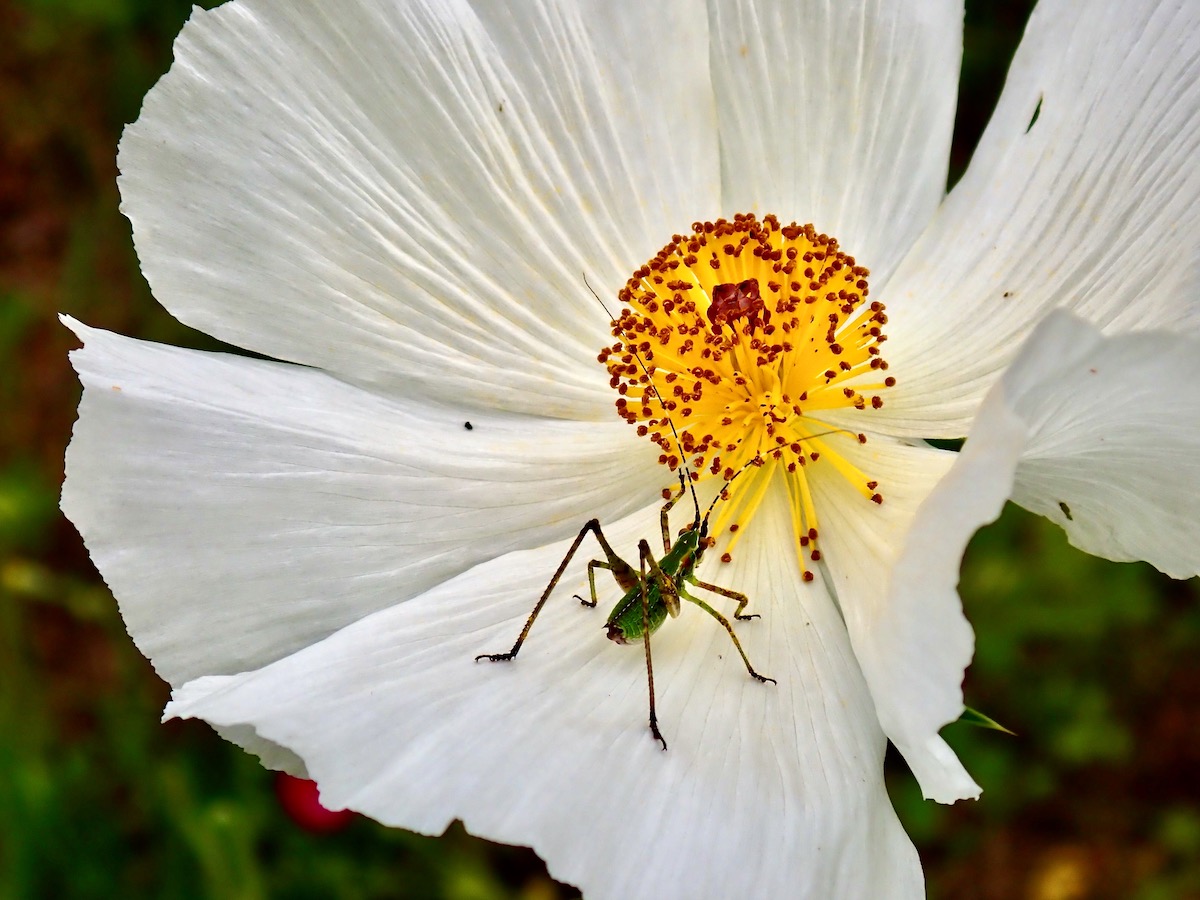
[1,0,1197,898]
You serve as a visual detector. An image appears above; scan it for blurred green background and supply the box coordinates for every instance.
[3,0,1199,897]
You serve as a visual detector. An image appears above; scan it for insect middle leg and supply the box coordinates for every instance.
[475,518,635,663]
[679,582,776,685]
[574,558,631,608]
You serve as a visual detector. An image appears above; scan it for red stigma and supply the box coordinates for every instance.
[707,278,770,335]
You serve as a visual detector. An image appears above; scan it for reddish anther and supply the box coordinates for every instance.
[707,278,770,335]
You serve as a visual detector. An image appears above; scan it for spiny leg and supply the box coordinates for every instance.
[679,584,777,685]
[640,538,680,617]
[572,559,614,608]
[689,577,758,620]
[576,553,641,607]
[475,518,634,663]
[659,470,689,553]
[637,539,668,750]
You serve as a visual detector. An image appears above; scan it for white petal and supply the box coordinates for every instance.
[864,310,1200,804]
[119,0,719,417]
[166,488,922,899]
[1001,312,1200,579]
[881,0,1200,435]
[809,435,982,802]
[212,725,307,778]
[707,0,961,283]
[60,319,664,687]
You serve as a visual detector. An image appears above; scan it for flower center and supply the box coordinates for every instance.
[599,214,892,578]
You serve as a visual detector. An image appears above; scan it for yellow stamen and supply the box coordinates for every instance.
[599,214,891,575]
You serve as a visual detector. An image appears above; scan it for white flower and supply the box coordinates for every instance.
[61,0,1200,897]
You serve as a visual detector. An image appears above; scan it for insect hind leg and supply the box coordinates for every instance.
[475,518,635,663]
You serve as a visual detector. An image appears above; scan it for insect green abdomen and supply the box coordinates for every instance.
[606,582,670,644]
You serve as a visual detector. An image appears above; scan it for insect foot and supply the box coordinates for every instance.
[474,652,516,663]
[650,715,668,752]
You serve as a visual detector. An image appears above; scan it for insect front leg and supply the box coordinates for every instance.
[679,583,777,686]
[659,469,688,553]
[637,538,668,751]
[475,519,633,663]
[688,577,758,620]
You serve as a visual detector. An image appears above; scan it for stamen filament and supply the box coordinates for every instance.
[599,214,891,568]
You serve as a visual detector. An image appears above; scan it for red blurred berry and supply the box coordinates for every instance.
[274,772,356,833]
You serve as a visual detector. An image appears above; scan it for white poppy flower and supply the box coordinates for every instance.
[61,0,1200,897]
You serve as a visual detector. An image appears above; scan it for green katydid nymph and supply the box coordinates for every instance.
[474,456,774,751]
[474,279,783,751]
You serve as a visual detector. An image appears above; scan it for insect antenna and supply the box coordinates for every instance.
[584,273,702,523]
